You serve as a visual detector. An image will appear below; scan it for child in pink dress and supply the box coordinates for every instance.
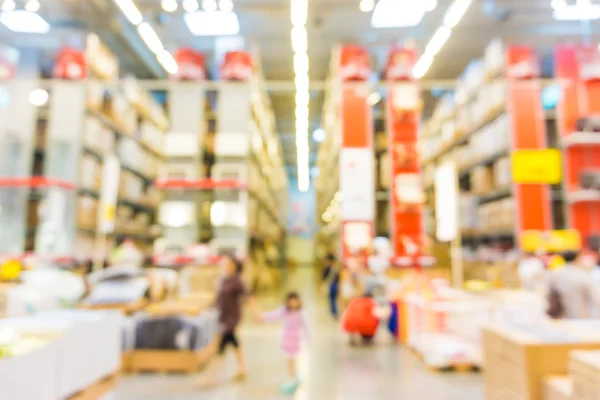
[261,291,309,394]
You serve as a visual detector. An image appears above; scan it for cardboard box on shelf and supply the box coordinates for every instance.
[79,155,101,190]
[471,166,495,195]
[494,157,512,188]
[483,322,600,400]
[77,196,97,228]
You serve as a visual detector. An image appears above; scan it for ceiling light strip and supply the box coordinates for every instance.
[113,0,178,74]
[291,0,310,192]
[413,0,472,79]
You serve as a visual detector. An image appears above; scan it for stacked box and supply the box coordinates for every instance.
[570,351,600,400]
[543,376,572,400]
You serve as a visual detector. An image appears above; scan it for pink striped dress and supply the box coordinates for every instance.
[263,307,309,356]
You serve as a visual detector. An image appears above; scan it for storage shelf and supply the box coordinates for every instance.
[458,148,510,180]
[121,164,154,184]
[422,106,506,166]
[561,132,600,147]
[567,189,600,204]
[77,188,155,214]
[88,109,164,160]
[477,187,513,205]
[78,226,158,242]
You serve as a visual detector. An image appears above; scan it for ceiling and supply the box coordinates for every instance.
[1,0,599,174]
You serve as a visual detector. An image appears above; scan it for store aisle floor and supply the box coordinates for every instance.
[117,269,484,400]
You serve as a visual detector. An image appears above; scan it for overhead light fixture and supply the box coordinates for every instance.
[443,0,472,27]
[24,0,40,12]
[295,73,309,90]
[291,26,307,53]
[372,0,425,28]
[161,0,178,12]
[551,0,566,8]
[1,0,15,11]
[184,10,240,35]
[157,50,178,74]
[296,118,309,132]
[313,128,325,142]
[359,0,375,12]
[291,0,308,26]
[29,89,48,106]
[294,52,309,74]
[296,91,309,107]
[0,10,50,33]
[218,0,234,12]
[112,0,143,25]
[202,0,217,11]
[424,0,438,11]
[296,105,309,119]
[413,53,434,79]
[137,22,164,54]
[425,26,452,56]
[183,0,200,12]
[367,91,382,105]
[553,1,600,19]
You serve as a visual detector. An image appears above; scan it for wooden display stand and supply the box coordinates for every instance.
[483,324,600,400]
[569,350,600,400]
[543,376,572,400]
[128,340,217,374]
[79,298,149,315]
[68,372,118,400]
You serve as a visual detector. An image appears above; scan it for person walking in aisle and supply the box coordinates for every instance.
[547,251,593,319]
[321,253,340,318]
[517,252,545,291]
[200,255,256,387]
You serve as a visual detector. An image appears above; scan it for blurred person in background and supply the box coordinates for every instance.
[547,251,593,319]
[517,252,545,291]
[200,255,257,387]
[321,253,340,319]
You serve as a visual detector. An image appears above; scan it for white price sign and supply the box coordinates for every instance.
[340,148,374,221]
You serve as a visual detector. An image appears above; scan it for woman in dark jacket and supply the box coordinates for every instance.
[322,253,340,318]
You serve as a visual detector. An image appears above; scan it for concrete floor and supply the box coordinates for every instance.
[116,269,484,400]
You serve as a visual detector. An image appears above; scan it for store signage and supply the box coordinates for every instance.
[520,229,581,253]
[174,48,207,81]
[53,47,87,80]
[220,51,253,81]
[576,46,600,81]
[385,47,418,81]
[0,45,19,80]
[505,45,540,79]
[340,148,375,221]
[435,162,458,242]
[98,155,121,233]
[511,149,562,184]
[342,221,373,258]
[339,45,371,82]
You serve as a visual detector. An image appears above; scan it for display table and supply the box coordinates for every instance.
[483,321,600,400]
[570,350,600,400]
[543,376,572,400]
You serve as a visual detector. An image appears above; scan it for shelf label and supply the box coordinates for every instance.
[511,149,562,184]
[520,229,581,252]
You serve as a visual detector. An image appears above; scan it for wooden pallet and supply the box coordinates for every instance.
[68,372,118,400]
[128,340,217,374]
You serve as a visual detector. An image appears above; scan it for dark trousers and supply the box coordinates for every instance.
[329,284,338,318]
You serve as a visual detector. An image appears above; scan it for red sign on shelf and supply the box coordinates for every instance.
[385,47,418,81]
[0,45,19,80]
[53,47,87,80]
[173,48,207,81]
[339,45,371,82]
[505,45,540,80]
[220,51,253,81]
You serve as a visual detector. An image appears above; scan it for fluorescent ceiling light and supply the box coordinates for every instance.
[296,118,309,131]
[296,91,309,107]
[294,52,309,74]
[137,22,164,54]
[443,0,472,28]
[218,0,234,12]
[184,11,240,35]
[157,50,178,74]
[423,0,437,11]
[367,92,382,105]
[1,0,15,12]
[372,0,425,28]
[161,0,178,12]
[313,128,325,142]
[291,0,308,26]
[425,26,452,56]
[296,105,309,119]
[0,10,50,33]
[24,0,40,12]
[413,53,434,79]
[112,0,143,25]
[291,26,307,53]
[295,74,309,90]
[553,3,600,20]
[202,0,218,12]
[29,88,48,106]
[551,0,566,7]
[182,0,199,12]
[359,0,375,12]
